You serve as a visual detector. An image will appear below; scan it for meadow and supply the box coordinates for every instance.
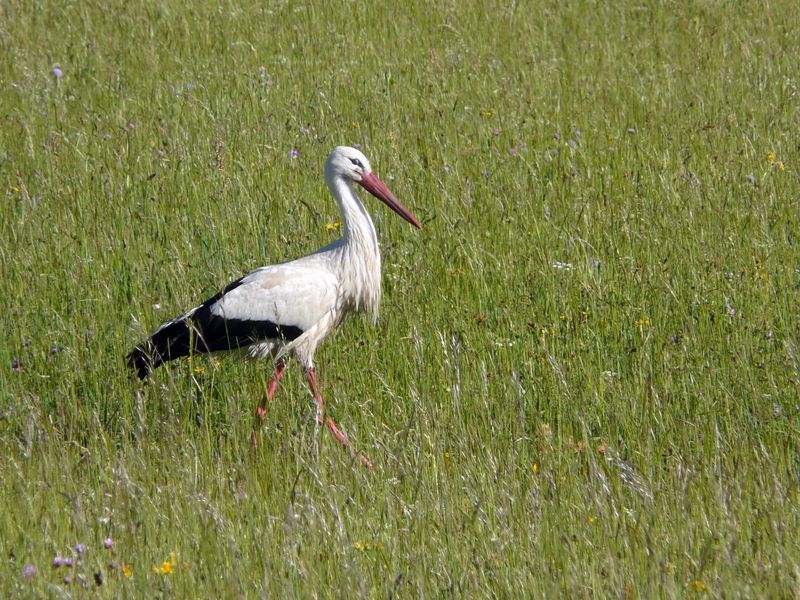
[1,0,798,596]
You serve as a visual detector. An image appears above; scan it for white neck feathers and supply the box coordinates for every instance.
[325,172,382,321]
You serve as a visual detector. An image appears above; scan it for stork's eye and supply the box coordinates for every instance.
[349,158,364,169]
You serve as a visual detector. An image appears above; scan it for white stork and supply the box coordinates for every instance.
[127,146,421,468]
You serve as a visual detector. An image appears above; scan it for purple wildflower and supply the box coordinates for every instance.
[12,358,20,373]
[509,147,518,156]
[103,538,113,550]
[288,149,299,159]
[52,67,63,79]
[22,565,37,578]
[353,143,361,149]
[54,556,66,568]
[64,557,73,567]
[75,543,87,555]
[64,575,72,584]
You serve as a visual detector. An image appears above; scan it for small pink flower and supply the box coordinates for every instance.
[103,538,113,549]
[22,565,37,578]
[52,67,63,79]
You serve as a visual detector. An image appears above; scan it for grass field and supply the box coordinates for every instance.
[1,0,799,596]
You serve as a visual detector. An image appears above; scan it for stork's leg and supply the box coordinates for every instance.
[257,361,286,420]
[305,368,373,469]
[249,361,285,449]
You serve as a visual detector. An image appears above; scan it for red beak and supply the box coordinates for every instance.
[357,172,422,229]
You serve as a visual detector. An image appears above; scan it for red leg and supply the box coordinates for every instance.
[250,361,285,449]
[306,368,373,469]
[257,361,285,420]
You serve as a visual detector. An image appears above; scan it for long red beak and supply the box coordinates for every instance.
[357,172,422,229]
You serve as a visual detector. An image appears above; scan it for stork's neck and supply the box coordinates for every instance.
[326,174,379,257]
[324,172,382,321]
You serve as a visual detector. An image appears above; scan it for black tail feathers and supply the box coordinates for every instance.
[127,319,193,380]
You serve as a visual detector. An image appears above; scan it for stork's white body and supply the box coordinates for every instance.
[197,190,382,370]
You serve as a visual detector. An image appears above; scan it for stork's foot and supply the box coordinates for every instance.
[250,363,286,451]
[250,398,269,450]
[305,367,373,470]
[324,415,373,469]
[249,429,260,451]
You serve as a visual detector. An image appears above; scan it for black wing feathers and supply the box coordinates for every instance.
[127,280,303,379]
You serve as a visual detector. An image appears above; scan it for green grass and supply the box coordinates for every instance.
[1,0,798,595]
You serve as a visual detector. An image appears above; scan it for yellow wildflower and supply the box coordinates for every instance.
[122,564,133,578]
[354,541,364,550]
[767,151,775,165]
[326,221,342,232]
[153,552,178,575]
[634,316,650,328]
[480,109,494,117]
[588,516,597,525]
[691,580,708,593]
[531,463,538,474]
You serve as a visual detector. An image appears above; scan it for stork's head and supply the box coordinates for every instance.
[325,146,422,229]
